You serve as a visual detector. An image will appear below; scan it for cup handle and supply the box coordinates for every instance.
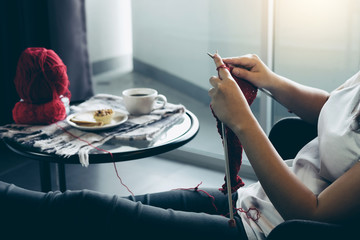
[153,94,167,109]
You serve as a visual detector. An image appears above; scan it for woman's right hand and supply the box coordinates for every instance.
[223,54,277,90]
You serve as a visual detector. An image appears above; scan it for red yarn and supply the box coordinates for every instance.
[12,47,71,124]
[55,123,135,197]
[13,99,67,125]
[173,182,260,222]
[211,64,258,194]
[172,182,219,212]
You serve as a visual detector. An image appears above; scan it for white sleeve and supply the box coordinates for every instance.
[333,71,360,92]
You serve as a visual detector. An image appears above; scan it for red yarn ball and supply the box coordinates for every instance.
[12,47,71,124]
[12,99,67,125]
[14,47,70,103]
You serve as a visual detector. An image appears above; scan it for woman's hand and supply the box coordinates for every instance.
[223,54,329,124]
[223,54,276,90]
[208,53,254,132]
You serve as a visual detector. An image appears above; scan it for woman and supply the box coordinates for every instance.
[2,54,359,240]
[209,53,360,239]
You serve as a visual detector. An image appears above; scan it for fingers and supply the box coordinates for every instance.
[208,87,216,98]
[223,54,257,70]
[208,75,222,99]
[229,67,250,80]
[212,53,232,80]
[209,75,220,88]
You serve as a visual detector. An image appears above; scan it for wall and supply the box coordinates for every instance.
[85,0,266,101]
[85,0,133,74]
[131,0,265,91]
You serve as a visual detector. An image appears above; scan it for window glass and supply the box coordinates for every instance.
[132,0,266,91]
[273,0,360,123]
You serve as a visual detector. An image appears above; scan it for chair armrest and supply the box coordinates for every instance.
[268,117,317,160]
[267,219,352,240]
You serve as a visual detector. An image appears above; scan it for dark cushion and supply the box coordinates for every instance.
[268,117,317,160]
[267,219,353,240]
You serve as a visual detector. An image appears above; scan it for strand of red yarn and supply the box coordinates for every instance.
[172,181,219,212]
[216,64,230,72]
[55,123,134,196]
[235,207,261,222]
[173,182,260,222]
[222,199,260,222]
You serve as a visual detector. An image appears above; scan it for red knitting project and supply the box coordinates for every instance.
[211,64,257,194]
[12,47,71,124]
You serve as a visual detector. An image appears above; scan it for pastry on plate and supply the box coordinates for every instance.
[93,109,114,125]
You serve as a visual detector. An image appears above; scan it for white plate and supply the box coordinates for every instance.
[66,111,128,131]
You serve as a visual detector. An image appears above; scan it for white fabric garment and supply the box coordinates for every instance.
[237,72,360,239]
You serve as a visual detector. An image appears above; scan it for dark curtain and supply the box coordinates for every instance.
[0,0,93,125]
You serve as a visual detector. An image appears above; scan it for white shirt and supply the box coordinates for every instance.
[236,72,360,239]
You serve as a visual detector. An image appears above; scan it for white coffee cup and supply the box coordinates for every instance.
[122,88,167,115]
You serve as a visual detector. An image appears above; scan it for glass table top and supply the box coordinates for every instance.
[4,110,199,164]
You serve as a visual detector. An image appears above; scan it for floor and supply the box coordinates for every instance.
[0,70,255,196]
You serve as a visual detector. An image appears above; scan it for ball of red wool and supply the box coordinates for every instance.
[14,47,70,103]
[12,99,67,125]
[12,47,71,124]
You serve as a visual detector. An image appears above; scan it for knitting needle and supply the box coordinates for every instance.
[207,52,275,100]
[221,123,236,227]
[207,52,215,58]
[258,88,275,100]
[208,51,236,227]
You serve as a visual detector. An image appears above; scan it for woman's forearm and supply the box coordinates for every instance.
[236,115,360,223]
[234,116,318,220]
[267,74,329,125]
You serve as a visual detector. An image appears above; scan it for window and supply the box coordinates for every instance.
[90,0,360,176]
[273,0,360,123]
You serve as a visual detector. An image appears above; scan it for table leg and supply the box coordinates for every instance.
[39,161,51,192]
[57,163,67,192]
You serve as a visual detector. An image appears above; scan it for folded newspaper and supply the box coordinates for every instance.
[0,94,185,166]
